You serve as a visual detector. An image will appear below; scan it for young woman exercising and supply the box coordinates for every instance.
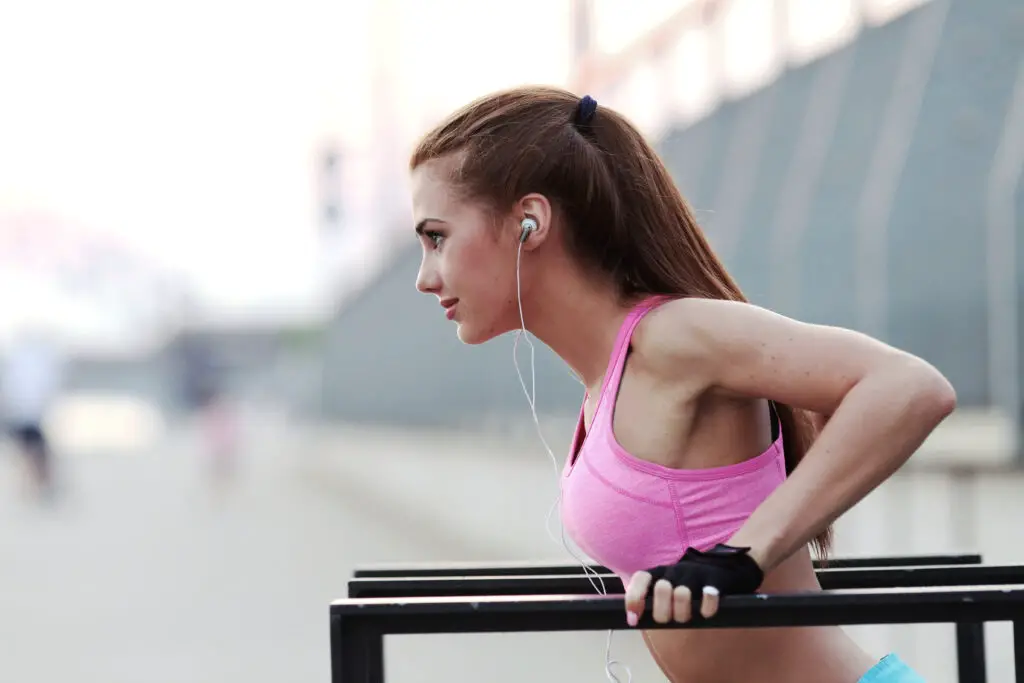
[409,85,952,682]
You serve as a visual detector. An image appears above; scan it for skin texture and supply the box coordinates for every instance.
[412,160,956,682]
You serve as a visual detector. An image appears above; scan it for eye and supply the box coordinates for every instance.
[424,230,445,248]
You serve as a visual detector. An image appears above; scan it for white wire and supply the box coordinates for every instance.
[511,240,633,683]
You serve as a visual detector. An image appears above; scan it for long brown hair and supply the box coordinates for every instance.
[411,85,831,558]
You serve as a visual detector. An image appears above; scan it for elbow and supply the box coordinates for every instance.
[906,358,957,422]
[934,377,958,418]
[925,376,958,423]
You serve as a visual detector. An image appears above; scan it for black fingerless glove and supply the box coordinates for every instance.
[645,544,765,599]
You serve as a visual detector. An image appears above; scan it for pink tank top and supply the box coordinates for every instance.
[560,296,787,587]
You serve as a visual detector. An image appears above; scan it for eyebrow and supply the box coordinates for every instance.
[414,218,445,235]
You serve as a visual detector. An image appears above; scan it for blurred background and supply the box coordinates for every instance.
[0,0,1021,680]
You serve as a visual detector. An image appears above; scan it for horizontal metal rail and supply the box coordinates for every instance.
[352,553,983,579]
[333,579,1014,683]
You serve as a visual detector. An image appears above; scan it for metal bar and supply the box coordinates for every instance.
[1015,618,1024,683]
[329,613,345,682]
[365,633,384,683]
[348,564,1015,599]
[956,621,987,683]
[1016,619,1024,683]
[331,613,374,683]
[331,585,1024,636]
[352,553,982,579]
[348,564,1000,682]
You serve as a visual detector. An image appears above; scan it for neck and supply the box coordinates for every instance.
[522,266,636,390]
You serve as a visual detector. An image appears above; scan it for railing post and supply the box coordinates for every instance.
[1015,619,1024,683]
[366,633,385,683]
[955,622,987,683]
[331,613,381,683]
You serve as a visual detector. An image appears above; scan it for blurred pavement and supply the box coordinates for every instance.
[0,410,660,683]
[1,407,1021,683]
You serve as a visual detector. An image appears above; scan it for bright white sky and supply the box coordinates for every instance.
[0,0,576,316]
[0,0,928,324]
[1,0,371,313]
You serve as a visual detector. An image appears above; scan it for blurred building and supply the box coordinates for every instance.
[320,0,1024,454]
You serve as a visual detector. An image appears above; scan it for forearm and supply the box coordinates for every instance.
[729,358,956,573]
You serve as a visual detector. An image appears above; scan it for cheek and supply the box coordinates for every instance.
[450,240,521,337]
[452,241,513,296]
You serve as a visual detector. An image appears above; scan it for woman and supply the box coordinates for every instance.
[410,85,953,682]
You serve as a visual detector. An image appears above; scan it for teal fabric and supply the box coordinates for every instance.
[858,654,926,683]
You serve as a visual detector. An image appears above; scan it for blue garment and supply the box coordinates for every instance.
[859,654,926,682]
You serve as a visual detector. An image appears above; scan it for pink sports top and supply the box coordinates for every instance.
[560,296,787,587]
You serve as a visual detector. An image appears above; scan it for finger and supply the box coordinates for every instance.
[624,571,652,626]
[652,580,673,624]
[672,585,692,623]
[700,586,720,619]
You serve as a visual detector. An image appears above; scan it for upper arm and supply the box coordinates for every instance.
[639,298,941,416]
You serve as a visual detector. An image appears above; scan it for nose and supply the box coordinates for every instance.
[416,254,440,295]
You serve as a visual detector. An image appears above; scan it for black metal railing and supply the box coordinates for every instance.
[348,563,1024,597]
[332,585,1024,682]
[352,553,983,578]
[334,554,1013,683]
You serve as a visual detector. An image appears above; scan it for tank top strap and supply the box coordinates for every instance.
[593,295,673,419]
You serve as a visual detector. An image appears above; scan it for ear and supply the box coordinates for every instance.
[515,193,553,251]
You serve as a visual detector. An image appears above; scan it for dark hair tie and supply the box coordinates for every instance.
[573,95,598,133]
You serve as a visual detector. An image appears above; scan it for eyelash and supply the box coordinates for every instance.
[425,231,444,248]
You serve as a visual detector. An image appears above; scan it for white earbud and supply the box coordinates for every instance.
[519,217,538,244]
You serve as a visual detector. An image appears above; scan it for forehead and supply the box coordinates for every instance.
[410,158,466,218]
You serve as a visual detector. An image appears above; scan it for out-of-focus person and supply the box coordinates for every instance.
[178,335,238,487]
[1,324,64,500]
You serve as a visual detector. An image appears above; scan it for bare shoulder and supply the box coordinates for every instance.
[642,296,821,342]
[630,297,950,413]
[629,297,744,388]
[635,296,892,368]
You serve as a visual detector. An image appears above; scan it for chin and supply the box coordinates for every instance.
[455,323,494,345]
[455,316,512,345]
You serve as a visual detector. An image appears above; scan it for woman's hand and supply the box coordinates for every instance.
[623,544,764,626]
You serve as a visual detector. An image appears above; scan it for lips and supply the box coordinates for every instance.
[440,298,458,320]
